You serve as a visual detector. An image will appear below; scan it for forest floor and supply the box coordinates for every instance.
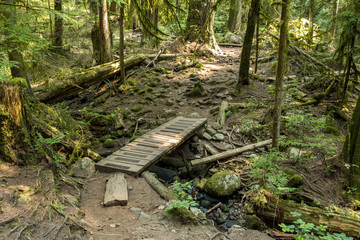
[1,38,357,239]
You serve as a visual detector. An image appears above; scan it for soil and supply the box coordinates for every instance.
[0,40,353,239]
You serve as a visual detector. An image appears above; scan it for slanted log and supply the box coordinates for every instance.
[257,198,360,238]
[141,171,176,201]
[190,139,272,166]
[217,101,228,127]
[36,55,146,103]
[103,173,128,207]
[203,142,219,155]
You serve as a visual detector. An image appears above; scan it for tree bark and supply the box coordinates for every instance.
[227,0,241,33]
[190,139,273,166]
[341,34,356,106]
[254,16,260,73]
[118,3,125,84]
[99,0,112,64]
[256,197,360,238]
[272,0,290,149]
[53,0,63,51]
[236,0,260,88]
[308,0,314,45]
[36,55,146,103]
[329,0,338,39]
[342,92,360,193]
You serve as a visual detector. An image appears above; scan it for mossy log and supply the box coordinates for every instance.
[256,198,360,238]
[141,171,177,201]
[36,55,146,103]
[0,83,30,164]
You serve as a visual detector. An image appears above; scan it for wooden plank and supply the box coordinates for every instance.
[95,116,207,175]
[104,173,128,207]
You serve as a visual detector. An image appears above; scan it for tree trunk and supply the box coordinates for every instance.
[272,0,290,149]
[236,0,260,88]
[308,0,314,45]
[118,3,125,84]
[342,92,360,193]
[254,16,260,73]
[227,0,241,33]
[36,55,146,103]
[53,0,63,52]
[99,0,112,64]
[91,24,101,65]
[341,34,356,106]
[329,0,338,40]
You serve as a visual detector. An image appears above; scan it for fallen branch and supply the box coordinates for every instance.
[206,202,222,214]
[141,171,177,201]
[203,142,219,155]
[256,197,360,238]
[218,43,242,48]
[190,139,272,166]
[174,60,198,72]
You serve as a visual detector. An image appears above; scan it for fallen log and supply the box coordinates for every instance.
[35,55,146,103]
[217,101,228,127]
[141,171,177,201]
[174,60,198,72]
[256,197,360,238]
[218,43,242,48]
[203,142,219,155]
[103,173,128,207]
[190,139,272,166]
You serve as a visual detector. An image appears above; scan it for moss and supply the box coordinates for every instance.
[283,168,297,176]
[137,89,146,95]
[128,79,137,86]
[204,171,241,197]
[103,139,115,148]
[162,205,198,225]
[148,81,159,87]
[196,178,208,190]
[324,116,340,136]
[154,67,167,74]
[287,174,303,188]
[137,109,152,116]
[166,74,175,79]
[244,215,266,230]
[131,105,143,112]
[8,78,27,89]
[187,82,205,97]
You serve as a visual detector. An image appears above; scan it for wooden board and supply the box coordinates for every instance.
[95,116,207,176]
[103,173,128,207]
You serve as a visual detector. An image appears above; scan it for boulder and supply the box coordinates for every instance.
[103,139,115,148]
[204,171,241,197]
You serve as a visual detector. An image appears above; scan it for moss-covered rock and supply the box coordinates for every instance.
[103,139,115,148]
[131,104,143,112]
[204,171,241,197]
[162,203,198,224]
[244,215,266,230]
[161,109,176,118]
[287,174,303,188]
[324,116,340,136]
[187,82,206,97]
[196,178,208,190]
[283,168,297,176]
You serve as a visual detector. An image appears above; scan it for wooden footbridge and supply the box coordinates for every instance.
[95,116,207,176]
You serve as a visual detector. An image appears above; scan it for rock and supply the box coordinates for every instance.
[103,139,115,148]
[225,144,233,150]
[244,215,266,230]
[203,193,222,204]
[204,171,241,197]
[189,112,201,118]
[158,205,165,210]
[287,174,303,188]
[131,105,143,112]
[324,116,340,136]
[161,109,176,118]
[114,113,125,130]
[138,212,150,221]
[200,200,211,208]
[149,165,178,181]
[289,147,302,159]
[179,101,185,106]
[202,132,212,140]
[222,221,241,231]
[206,127,217,136]
[109,223,116,228]
[80,157,95,172]
[196,178,208,190]
[165,100,174,106]
[212,122,221,130]
[213,133,225,141]
[130,207,142,212]
[224,32,242,44]
[188,165,208,178]
[187,82,206,97]
[283,168,297,176]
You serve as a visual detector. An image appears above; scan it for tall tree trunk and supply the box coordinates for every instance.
[272,0,290,149]
[118,3,125,84]
[329,0,337,37]
[341,34,356,106]
[227,0,242,33]
[48,0,53,36]
[308,0,314,45]
[254,16,260,73]
[236,0,260,88]
[53,0,63,52]
[99,0,112,64]
[343,92,360,193]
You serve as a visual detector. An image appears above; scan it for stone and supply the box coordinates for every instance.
[114,113,125,130]
[324,116,340,136]
[189,112,201,118]
[206,127,217,136]
[131,105,143,112]
[213,133,225,141]
[196,178,208,190]
[138,212,150,221]
[225,144,234,150]
[204,171,241,197]
[289,147,302,159]
[212,122,221,130]
[103,139,115,148]
[149,165,178,181]
[287,174,303,188]
[80,157,95,172]
[179,101,185,106]
[165,100,174,106]
[187,82,206,97]
[200,200,211,208]
[130,207,142,212]
[244,215,266,230]
[161,109,176,118]
[202,132,212,140]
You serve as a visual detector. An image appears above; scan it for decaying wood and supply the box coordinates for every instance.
[206,202,222,214]
[218,43,242,48]
[203,142,219,155]
[217,101,229,127]
[191,139,272,166]
[174,60,198,72]
[103,173,128,207]
[36,55,146,103]
[141,171,176,201]
[256,197,360,238]
[145,53,193,60]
